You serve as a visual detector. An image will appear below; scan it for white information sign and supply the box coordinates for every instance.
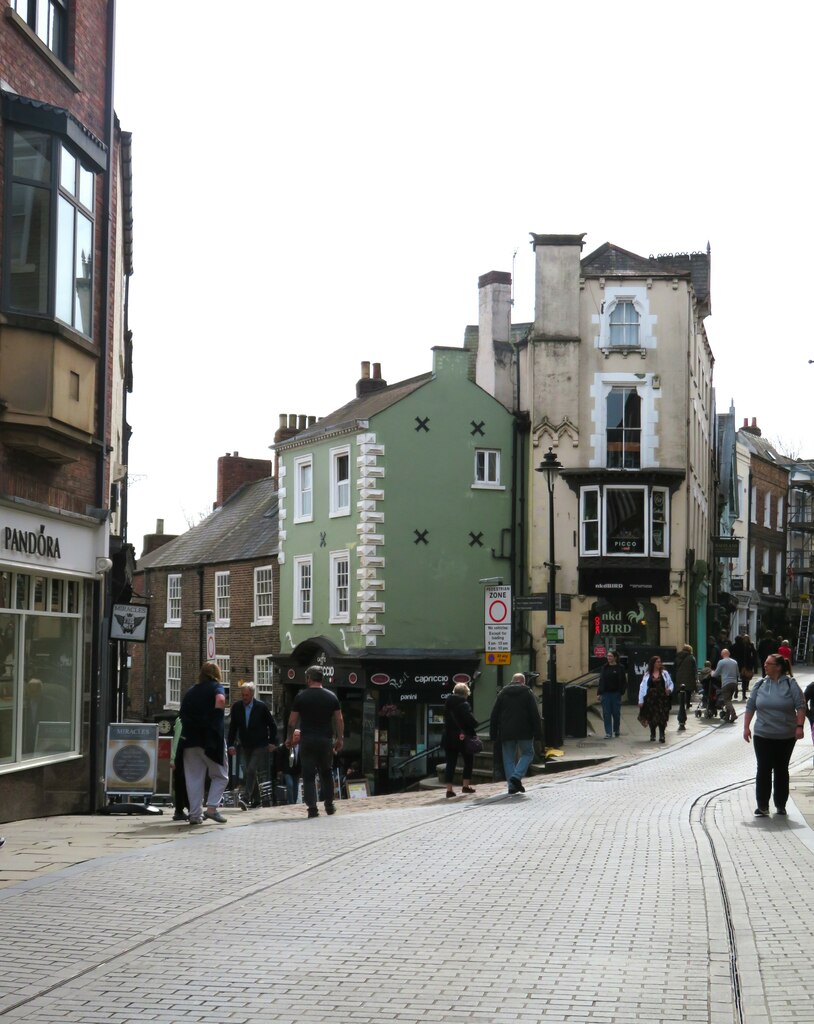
[484,585,512,653]
[206,622,217,660]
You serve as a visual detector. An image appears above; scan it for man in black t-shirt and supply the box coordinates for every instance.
[288,666,344,819]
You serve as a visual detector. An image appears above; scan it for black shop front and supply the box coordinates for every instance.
[274,637,480,794]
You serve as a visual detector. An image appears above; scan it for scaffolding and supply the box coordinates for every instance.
[788,471,814,663]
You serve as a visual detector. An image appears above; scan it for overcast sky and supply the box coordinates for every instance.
[114,1,812,556]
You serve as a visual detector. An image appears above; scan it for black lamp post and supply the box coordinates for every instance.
[535,446,563,748]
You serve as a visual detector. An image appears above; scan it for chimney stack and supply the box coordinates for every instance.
[357,360,388,397]
[741,417,762,437]
[531,232,586,339]
[141,518,178,557]
[476,270,512,399]
[216,452,272,508]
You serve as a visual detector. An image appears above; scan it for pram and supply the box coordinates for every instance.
[695,677,721,719]
[695,678,737,721]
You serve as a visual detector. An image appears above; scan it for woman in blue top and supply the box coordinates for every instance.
[743,654,805,817]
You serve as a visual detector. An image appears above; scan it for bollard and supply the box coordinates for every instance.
[677,685,687,731]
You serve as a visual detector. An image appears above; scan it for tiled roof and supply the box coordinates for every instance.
[136,477,278,570]
[276,372,433,447]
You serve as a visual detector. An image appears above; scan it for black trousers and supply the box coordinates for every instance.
[300,736,334,809]
[753,734,796,811]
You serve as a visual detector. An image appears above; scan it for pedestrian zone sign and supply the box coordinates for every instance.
[484,585,511,653]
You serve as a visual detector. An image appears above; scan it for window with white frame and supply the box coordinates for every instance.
[606,388,641,469]
[578,485,670,557]
[776,551,783,594]
[777,495,784,532]
[330,550,351,623]
[293,555,313,623]
[11,0,67,62]
[761,550,770,592]
[763,492,771,528]
[608,299,640,347]
[474,449,501,487]
[166,653,182,707]
[215,571,230,626]
[581,487,600,555]
[215,655,231,703]
[750,485,757,523]
[166,574,181,626]
[294,456,313,522]
[253,565,274,624]
[254,655,274,702]
[330,446,351,516]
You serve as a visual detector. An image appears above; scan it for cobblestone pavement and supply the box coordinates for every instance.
[2,685,814,1023]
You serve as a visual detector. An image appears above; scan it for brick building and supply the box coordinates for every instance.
[0,1,134,820]
[129,456,280,727]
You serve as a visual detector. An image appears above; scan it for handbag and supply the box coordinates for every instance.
[463,735,483,755]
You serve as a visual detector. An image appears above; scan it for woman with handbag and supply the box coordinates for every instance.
[638,655,674,744]
[443,681,479,798]
[743,654,805,816]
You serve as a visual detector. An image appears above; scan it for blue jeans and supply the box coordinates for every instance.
[284,772,300,804]
[501,738,535,784]
[600,693,622,737]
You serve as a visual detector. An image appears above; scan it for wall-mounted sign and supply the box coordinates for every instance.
[713,537,740,557]
[111,603,149,642]
[579,567,669,596]
[0,505,108,577]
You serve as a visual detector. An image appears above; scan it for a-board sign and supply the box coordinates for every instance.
[104,723,159,797]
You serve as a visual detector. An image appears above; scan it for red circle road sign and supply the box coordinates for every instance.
[487,599,508,624]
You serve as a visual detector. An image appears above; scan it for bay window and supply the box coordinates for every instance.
[579,485,670,557]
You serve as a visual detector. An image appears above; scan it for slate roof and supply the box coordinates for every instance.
[275,372,433,448]
[582,242,711,313]
[136,477,278,570]
[737,429,788,469]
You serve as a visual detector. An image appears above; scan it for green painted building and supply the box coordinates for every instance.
[274,347,516,790]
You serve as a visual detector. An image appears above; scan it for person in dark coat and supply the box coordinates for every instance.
[597,652,627,739]
[490,672,543,793]
[757,630,778,666]
[180,661,229,825]
[443,682,479,798]
[736,634,760,700]
[674,644,698,709]
[227,682,278,808]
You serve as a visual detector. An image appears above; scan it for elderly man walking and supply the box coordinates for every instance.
[227,682,278,808]
[489,673,543,794]
[713,648,740,723]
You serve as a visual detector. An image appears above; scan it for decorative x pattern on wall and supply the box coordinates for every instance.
[469,532,484,547]
[470,420,485,436]
[415,416,430,432]
[414,529,429,545]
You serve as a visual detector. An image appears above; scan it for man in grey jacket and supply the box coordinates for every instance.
[489,673,543,794]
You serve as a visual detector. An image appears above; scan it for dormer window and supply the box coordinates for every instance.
[609,300,640,347]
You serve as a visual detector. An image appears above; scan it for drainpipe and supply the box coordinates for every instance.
[89,0,118,813]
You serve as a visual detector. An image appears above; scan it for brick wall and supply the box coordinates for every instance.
[129,557,282,720]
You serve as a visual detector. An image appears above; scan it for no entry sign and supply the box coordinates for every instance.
[484,585,511,653]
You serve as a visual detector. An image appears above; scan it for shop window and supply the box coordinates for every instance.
[581,487,600,555]
[606,388,641,469]
[330,447,351,517]
[579,485,670,557]
[293,556,312,624]
[166,574,181,626]
[329,551,350,624]
[0,571,83,770]
[253,566,273,624]
[166,653,182,707]
[5,128,95,335]
[215,571,230,626]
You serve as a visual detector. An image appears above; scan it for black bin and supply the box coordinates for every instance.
[564,684,588,739]
[542,680,565,748]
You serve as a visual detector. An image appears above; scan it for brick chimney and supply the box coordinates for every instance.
[141,518,178,557]
[476,270,512,399]
[356,360,388,397]
[741,417,762,437]
[216,452,272,508]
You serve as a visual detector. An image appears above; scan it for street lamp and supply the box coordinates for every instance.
[535,446,563,748]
